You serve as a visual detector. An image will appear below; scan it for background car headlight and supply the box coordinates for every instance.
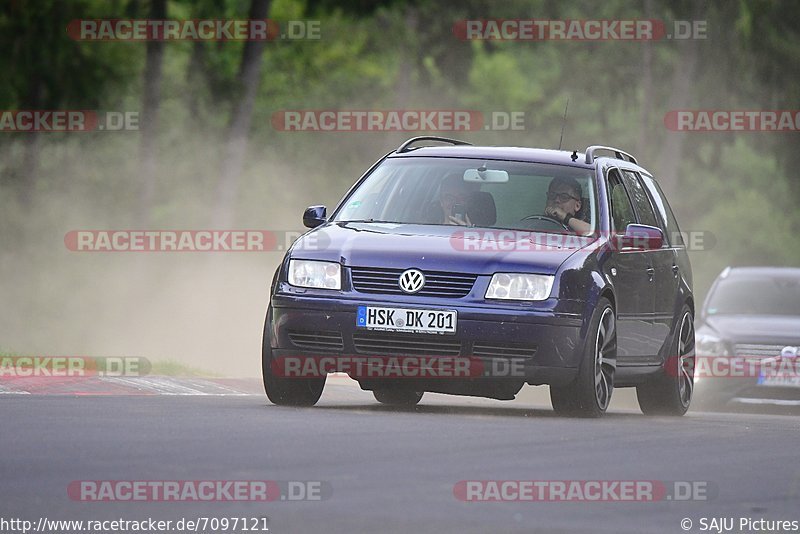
[485,273,554,301]
[288,260,341,290]
[695,333,729,357]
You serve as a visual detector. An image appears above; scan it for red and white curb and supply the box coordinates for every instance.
[0,376,263,396]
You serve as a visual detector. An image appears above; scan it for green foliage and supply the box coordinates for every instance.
[1,0,798,298]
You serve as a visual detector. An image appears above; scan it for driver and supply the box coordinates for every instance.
[544,176,591,235]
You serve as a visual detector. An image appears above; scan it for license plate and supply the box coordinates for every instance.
[757,373,800,388]
[356,306,457,334]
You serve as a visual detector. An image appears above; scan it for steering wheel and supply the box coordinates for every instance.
[520,214,569,231]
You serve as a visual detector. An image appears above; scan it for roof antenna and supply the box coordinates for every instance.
[558,97,569,150]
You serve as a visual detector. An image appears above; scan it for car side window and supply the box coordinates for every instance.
[606,169,636,233]
[620,170,659,228]
[639,173,685,247]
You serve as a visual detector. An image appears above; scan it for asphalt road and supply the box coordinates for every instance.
[2,380,799,534]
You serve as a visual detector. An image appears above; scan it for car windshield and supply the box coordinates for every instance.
[333,157,596,234]
[706,274,800,316]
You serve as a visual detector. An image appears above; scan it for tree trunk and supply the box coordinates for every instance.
[185,41,206,122]
[19,129,41,206]
[653,1,704,196]
[137,0,167,226]
[211,0,271,228]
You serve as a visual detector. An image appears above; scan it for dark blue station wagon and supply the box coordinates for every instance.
[262,137,695,417]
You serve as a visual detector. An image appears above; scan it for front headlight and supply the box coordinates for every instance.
[485,273,554,301]
[288,260,341,290]
[695,333,729,358]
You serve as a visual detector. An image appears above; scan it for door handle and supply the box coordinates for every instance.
[646,267,655,282]
[672,265,680,278]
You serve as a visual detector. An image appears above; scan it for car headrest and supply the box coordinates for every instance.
[466,191,497,227]
[423,200,445,224]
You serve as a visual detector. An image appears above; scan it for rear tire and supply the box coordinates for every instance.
[637,305,695,416]
[261,307,325,407]
[373,389,423,406]
[550,297,616,418]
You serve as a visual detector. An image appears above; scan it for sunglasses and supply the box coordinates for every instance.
[547,191,580,203]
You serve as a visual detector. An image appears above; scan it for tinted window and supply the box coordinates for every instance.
[606,169,636,232]
[620,170,659,228]
[639,173,685,247]
[334,157,597,234]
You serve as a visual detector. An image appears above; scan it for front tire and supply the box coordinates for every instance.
[262,307,326,407]
[636,305,695,416]
[550,297,616,418]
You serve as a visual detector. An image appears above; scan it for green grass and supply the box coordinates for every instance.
[148,359,220,377]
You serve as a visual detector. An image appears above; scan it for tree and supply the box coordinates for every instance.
[0,0,133,204]
[211,0,271,227]
[137,0,167,226]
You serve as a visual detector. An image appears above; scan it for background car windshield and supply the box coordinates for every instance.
[334,157,596,233]
[707,274,800,316]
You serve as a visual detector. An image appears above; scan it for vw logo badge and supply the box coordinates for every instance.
[399,269,425,294]
[781,346,799,359]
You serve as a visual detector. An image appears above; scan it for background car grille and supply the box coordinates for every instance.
[350,266,477,298]
[288,331,344,351]
[733,343,786,359]
[352,332,462,356]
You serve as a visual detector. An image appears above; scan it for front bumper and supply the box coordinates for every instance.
[268,292,586,386]
[693,356,800,408]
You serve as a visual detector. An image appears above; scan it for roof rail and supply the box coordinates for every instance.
[396,136,472,153]
[584,145,637,165]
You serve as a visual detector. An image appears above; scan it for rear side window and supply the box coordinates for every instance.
[620,170,659,228]
[639,173,685,247]
[606,169,636,232]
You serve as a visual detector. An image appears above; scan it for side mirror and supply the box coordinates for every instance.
[303,205,327,228]
[619,224,663,250]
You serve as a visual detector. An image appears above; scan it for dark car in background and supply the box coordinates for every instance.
[693,266,800,410]
[262,137,696,417]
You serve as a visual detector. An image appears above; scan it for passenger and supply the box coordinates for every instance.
[433,173,479,225]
